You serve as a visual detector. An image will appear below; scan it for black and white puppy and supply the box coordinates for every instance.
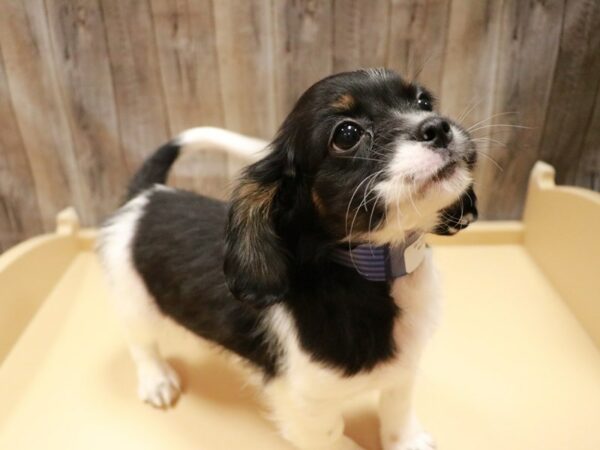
[99,69,477,450]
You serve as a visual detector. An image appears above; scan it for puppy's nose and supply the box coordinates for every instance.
[418,117,453,148]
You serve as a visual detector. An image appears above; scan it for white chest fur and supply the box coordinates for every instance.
[389,250,441,370]
[266,249,441,401]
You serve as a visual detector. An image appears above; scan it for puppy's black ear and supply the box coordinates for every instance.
[433,184,478,236]
[224,148,293,309]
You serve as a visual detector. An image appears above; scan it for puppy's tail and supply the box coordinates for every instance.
[126,127,267,200]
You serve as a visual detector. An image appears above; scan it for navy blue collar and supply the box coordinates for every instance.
[330,233,426,282]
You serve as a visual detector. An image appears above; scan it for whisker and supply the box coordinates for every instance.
[349,179,377,265]
[368,189,385,238]
[469,123,532,134]
[346,171,385,247]
[344,172,382,236]
[395,181,402,231]
[360,170,384,212]
[472,137,508,148]
[476,150,504,172]
[465,111,518,133]
[462,186,475,206]
[408,176,421,216]
[456,99,485,123]
[412,51,437,82]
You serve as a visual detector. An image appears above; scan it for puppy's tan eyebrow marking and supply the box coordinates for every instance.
[311,189,326,214]
[331,94,355,110]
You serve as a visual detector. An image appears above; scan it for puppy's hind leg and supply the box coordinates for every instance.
[108,268,181,408]
[99,201,181,408]
[121,286,181,408]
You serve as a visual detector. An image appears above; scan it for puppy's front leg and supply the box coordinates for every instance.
[266,382,364,450]
[379,378,434,450]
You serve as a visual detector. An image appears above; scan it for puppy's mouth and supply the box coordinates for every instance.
[416,160,459,194]
[433,159,458,181]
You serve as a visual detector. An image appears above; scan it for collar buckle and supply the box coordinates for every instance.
[330,233,427,282]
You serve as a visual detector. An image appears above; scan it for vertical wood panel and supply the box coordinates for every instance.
[272,0,334,124]
[151,0,229,198]
[45,0,128,223]
[387,0,451,96]
[539,0,600,188]
[441,1,503,135]
[151,0,224,132]
[0,46,44,250]
[0,0,81,232]
[332,0,389,71]
[100,0,170,173]
[577,90,600,191]
[482,0,565,219]
[213,0,275,139]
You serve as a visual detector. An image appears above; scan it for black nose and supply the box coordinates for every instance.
[418,117,453,148]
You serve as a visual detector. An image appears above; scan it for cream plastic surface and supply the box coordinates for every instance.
[1,162,599,450]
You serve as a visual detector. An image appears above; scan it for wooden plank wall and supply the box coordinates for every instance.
[0,0,599,250]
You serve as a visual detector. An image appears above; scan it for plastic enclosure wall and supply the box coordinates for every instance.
[0,209,81,362]
[523,162,600,347]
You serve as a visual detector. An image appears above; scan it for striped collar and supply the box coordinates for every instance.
[330,233,426,282]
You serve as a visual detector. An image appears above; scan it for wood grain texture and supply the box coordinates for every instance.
[0,0,81,231]
[539,0,600,189]
[0,45,44,250]
[0,0,598,249]
[441,1,503,139]
[213,0,275,139]
[150,0,230,197]
[151,0,224,132]
[332,0,390,71]
[387,0,451,96]
[272,0,334,124]
[481,0,566,219]
[100,0,170,172]
[45,0,129,224]
[577,89,600,191]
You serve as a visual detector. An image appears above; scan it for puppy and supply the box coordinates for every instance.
[98,68,477,450]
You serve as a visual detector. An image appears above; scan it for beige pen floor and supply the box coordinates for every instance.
[1,238,599,450]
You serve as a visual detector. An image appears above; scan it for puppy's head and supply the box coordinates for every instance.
[225,69,477,307]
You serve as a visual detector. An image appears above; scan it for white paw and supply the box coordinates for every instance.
[459,212,474,226]
[446,226,459,235]
[137,361,181,408]
[384,431,436,450]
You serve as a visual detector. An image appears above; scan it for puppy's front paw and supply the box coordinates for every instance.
[433,184,478,236]
[137,361,181,408]
[383,430,435,450]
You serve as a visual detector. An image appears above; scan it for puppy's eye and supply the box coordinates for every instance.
[331,122,364,152]
[417,93,432,111]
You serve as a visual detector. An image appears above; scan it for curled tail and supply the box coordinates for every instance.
[126,127,268,201]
